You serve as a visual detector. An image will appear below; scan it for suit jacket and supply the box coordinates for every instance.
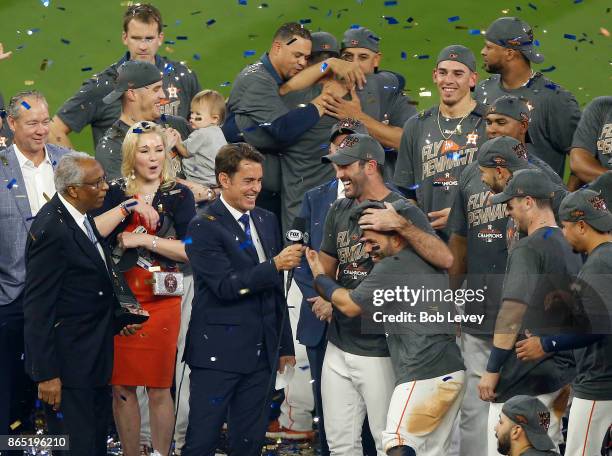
[294,179,338,347]
[23,194,119,388]
[184,198,294,374]
[0,144,69,306]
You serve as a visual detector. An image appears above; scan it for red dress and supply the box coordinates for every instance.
[110,210,181,388]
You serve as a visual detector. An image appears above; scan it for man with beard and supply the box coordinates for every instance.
[49,3,200,149]
[478,169,582,455]
[476,16,581,178]
[394,45,488,241]
[314,133,452,454]
[494,396,560,456]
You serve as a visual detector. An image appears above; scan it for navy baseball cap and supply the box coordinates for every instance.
[490,168,556,204]
[329,118,368,142]
[502,396,555,451]
[478,136,530,171]
[322,133,385,165]
[485,17,545,64]
[341,27,380,53]
[559,188,612,232]
[436,45,477,72]
[103,61,162,104]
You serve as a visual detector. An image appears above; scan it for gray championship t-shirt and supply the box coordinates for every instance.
[350,247,464,384]
[56,54,200,148]
[496,227,583,402]
[320,191,434,356]
[393,103,488,239]
[182,125,227,187]
[475,73,581,176]
[95,115,191,180]
[572,241,612,401]
[571,96,612,170]
[448,161,508,335]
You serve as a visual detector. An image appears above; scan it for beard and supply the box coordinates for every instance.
[497,432,511,455]
[484,61,503,74]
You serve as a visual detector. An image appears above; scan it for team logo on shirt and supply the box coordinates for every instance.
[432,172,458,189]
[466,133,479,146]
[478,224,503,242]
[166,84,180,99]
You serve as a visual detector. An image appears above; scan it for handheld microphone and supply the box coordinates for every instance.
[285,217,307,296]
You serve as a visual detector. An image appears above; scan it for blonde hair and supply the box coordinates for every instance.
[121,121,176,196]
[191,89,226,125]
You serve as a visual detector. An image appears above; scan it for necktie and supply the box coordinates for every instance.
[83,217,98,245]
[238,213,253,246]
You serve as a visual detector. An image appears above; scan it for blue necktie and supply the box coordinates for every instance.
[83,217,98,245]
[238,213,253,246]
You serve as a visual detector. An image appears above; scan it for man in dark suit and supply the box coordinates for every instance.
[183,143,301,455]
[23,152,139,455]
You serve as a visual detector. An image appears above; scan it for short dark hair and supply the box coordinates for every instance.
[358,159,384,178]
[534,197,553,210]
[215,143,265,184]
[123,3,163,34]
[272,22,311,43]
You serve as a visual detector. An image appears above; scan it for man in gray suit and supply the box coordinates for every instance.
[0,90,69,447]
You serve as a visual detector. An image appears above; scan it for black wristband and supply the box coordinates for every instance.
[486,346,513,373]
[314,274,341,302]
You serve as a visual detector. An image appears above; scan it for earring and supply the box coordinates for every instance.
[129,169,136,180]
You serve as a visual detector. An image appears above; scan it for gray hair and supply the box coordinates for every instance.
[54,151,97,195]
[7,90,48,120]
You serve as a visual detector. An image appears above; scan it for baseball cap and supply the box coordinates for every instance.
[341,27,380,53]
[485,17,545,64]
[502,395,555,451]
[321,133,385,165]
[589,171,612,210]
[436,45,476,72]
[490,168,556,204]
[103,60,163,104]
[487,95,531,122]
[329,118,368,142]
[351,198,415,225]
[311,31,340,55]
[559,188,612,232]
[478,136,529,171]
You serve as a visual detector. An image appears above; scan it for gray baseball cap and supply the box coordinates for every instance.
[589,171,612,210]
[103,60,163,104]
[478,136,529,171]
[311,31,340,55]
[502,395,555,451]
[559,188,612,232]
[436,45,476,72]
[329,118,368,142]
[490,168,556,204]
[341,27,380,53]
[351,198,415,225]
[322,133,385,165]
[485,17,545,64]
[487,95,531,122]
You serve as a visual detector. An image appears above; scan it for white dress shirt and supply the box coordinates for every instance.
[337,179,345,200]
[57,193,107,266]
[14,144,56,216]
[220,194,267,263]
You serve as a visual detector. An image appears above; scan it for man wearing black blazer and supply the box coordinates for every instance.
[183,143,300,456]
[23,152,139,456]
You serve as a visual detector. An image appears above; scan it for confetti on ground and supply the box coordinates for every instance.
[193,53,201,60]
[299,18,312,24]
[220,81,231,87]
[239,0,247,4]
[81,66,92,71]
[528,2,537,9]
[469,29,482,35]
[385,0,398,5]
[384,16,399,24]
[401,51,407,60]
[40,0,49,6]
[60,38,70,44]
[564,33,577,40]
[206,19,216,26]
[448,15,460,22]
[177,36,188,40]
[24,80,35,85]
[419,90,432,97]
[600,27,610,37]
[417,54,429,59]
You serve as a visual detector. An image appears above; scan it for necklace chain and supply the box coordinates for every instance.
[437,108,470,141]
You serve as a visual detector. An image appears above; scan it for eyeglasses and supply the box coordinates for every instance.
[71,176,108,190]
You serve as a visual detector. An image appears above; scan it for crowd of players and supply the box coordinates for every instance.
[1,3,611,456]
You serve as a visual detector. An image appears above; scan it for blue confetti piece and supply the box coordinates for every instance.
[299,18,312,24]
[243,49,256,57]
[516,5,522,10]
[326,9,332,16]
[408,184,420,190]
[534,39,540,46]
[52,160,57,166]
[540,65,556,72]
[239,0,247,4]
[564,33,577,40]
[448,15,460,22]
[350,24,360,29]
[160,114,168,123]
[384,0,397,4]
[320,61,329,72]
[16,45,25,51]
[60,38,70,44]
[41,0,49,6]
[176,36,188,40]
[401,51,407,60]
[21,101,31,110]
[125,201,138,208]
[543,227,553,239]
[417,54,430,59]
[193,53,201,61]
[574,0,583,3]
[165,40,176,45]
[443,376,452,382]
[0,110,6,118]
[384,16,399,24]
[35,399,42,409]
[183,237,193,245]
[239,240,253,250]
[299,365,309,370]
[206,19,216,26]
[528,2,537,9]
[468,29,481,35]
[164,63,175,75]
[220,81,231,87]
[319,143,328,150]
[81,66,92,72]
[133,128,144,134]
[56,412,63,419]
[545,82,559,90]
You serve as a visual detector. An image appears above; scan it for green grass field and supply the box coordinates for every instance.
[1,0,610,153]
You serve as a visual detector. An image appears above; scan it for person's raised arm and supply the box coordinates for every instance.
[48,116,74,149]
[279,58,366,96]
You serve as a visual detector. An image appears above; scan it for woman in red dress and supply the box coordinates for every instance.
[94,122,195,456]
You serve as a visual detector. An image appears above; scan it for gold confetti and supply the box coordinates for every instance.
[419,91,432,97]
[40,58,49,71]
[600,27,610,37]
[24,80,35,86]
[10,420,22,430]
[165,46,175,54]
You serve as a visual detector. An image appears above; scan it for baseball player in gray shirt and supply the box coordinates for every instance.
[476,16,581,179]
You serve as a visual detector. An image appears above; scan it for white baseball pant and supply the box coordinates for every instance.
[565,397,612,456]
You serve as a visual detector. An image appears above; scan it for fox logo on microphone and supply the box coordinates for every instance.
[286,229,309,245]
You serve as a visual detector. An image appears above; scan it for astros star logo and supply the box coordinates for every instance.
[466,133,479,146]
